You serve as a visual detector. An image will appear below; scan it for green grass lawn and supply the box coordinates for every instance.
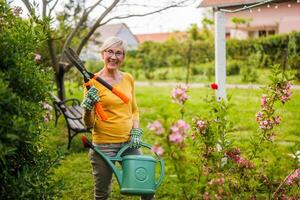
[48,84,300,199]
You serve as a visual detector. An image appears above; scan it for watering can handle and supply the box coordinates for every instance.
[155,156,165,189]
[114,142,165,189]
[115,142,155,159]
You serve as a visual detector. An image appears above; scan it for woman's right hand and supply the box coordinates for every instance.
[81,86,100,110]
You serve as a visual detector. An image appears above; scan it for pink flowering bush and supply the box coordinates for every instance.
[255,67,293,142]
[147,66,298,199]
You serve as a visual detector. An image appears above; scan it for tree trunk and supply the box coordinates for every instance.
[185,43,192,84]
[55,63,66,100]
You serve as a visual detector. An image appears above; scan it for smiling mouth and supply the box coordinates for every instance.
[109,61,118,65]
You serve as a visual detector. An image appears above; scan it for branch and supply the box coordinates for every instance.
[42,0,47,18]
[271,169,297,199]
[20,0,59,72]
[61,10,89,59]
[86,0,103,13]
[21,0,33,16]
[60,0,103,63]
[49,0,58,16]
[99,0,189,26]
[100,2,188,26]
[76,0,121,55]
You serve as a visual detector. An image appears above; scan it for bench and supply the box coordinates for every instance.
[50,93,91,149]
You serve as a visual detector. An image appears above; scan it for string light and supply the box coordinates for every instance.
[221,0,296,13]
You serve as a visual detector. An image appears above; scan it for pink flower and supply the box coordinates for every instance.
[226,149,255,169]
[259,120,273,130]
[43,102,53,111]
[274,116,281,125]
[285,169,300,185]
[210,83,218,90]
[171,84,189,104]
[177,119,190,131]
[260,94,268,110]
[169,132,184,144]
[196,120,206,129]
[35,53,42,61]
[12,6,22,16]
[151,144,164,156]
[208,177,225,186]
[44,116,49,123]
[147,120,165,135]
[255,111,264,122]
[194,119,207,135]
[169,120,189,144]
[278,81,292,104]
[267,132,275,141]
[191,133,196,140]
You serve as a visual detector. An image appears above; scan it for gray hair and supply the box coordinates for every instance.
[99,36,127,54]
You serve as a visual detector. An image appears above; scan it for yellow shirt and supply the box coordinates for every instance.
[83,72,139,144]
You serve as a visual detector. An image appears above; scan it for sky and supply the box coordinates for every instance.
[11,0,207,34]
[116,2,205,34]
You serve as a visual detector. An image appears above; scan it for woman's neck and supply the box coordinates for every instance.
[97,68,122,83]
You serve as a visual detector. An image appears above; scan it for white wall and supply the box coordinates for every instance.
[117,27,139,50]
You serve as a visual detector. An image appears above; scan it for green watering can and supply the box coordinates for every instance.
[81,135,165,195]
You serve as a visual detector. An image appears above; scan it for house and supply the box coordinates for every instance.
[135,31,187,43]
[198,0,300,39]
[81,23,139,60]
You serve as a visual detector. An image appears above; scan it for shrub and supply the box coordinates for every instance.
[191,65,205,75]
[226,60,242,76]
[0,3,60,199]
[157,69,169,80]
[241,67,258,83]
[227,38,256,60]
[227,32,300,82]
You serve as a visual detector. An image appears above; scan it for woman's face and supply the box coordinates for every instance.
[101,44,125,71]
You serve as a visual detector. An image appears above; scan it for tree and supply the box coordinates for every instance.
[20,0,195,100]
[231,16,252,38]
[0,2,59,198]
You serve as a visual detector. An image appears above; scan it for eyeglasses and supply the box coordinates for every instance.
[104,49,124,58]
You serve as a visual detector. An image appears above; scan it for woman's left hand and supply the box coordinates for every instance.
[129,128,143,148]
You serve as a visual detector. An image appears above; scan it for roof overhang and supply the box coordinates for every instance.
[198,0,268,8]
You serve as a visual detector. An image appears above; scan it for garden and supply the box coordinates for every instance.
[1,1,300,200]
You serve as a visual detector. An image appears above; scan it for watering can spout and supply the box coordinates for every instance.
[81,135,123,186]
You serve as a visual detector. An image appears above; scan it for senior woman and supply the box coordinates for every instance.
[81,37,153,200]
